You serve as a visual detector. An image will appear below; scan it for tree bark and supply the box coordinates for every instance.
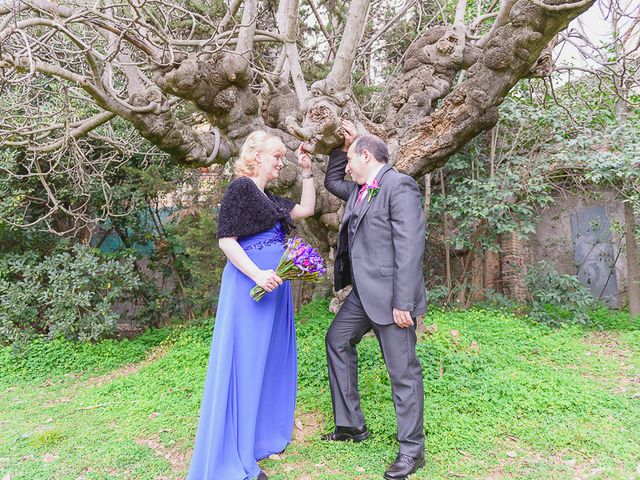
[278,0,309,105]
[470,249,484,304]
[501,231,528,303]
[624,203,640,319]
[440,172,452,293]
[612,10,638,318]
[424,174,431,221]
[394,0,594,176]
[484,248,502,293]
[235,0,258,57]
[326,0,371,89]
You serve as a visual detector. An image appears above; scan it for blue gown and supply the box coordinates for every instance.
[187,223,297,480]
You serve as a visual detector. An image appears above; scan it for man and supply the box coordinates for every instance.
[323,119,427,480]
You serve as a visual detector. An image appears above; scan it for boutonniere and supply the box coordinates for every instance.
[366,179,380,203]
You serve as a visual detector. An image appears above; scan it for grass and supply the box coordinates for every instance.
[1,302,639,479]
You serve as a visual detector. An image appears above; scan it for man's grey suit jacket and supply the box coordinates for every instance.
[324,149,427,325]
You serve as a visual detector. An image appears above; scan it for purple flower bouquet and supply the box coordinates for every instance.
[250,237,327,301]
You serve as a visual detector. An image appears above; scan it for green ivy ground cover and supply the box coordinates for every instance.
[1,302,639,479]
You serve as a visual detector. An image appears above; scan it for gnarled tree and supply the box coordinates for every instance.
[0,0,596,243]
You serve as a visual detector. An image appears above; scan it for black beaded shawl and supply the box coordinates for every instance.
[216,176,297,239]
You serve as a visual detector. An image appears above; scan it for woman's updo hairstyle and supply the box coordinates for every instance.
[235,131,286,177]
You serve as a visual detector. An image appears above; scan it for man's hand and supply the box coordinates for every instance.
[393,308,414,328]
[340,119,357,152]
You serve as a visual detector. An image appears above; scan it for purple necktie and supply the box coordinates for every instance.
[356,183,369,205]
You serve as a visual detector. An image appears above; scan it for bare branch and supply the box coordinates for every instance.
[454,0,469,24]
[305,0,336,57]
[278,0,309,105]
[327,0,371,89]
[360,0,417,55]
[168,30,285,47]
[235,0,257,56]
[468,11,499,34]
[219,0,244,32]
[32,111,117,153]
[475,0,518,48]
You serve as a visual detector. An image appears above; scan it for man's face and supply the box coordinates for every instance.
[346,144,368,185]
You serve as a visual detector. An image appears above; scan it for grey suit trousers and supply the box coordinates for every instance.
[325,289,425,457]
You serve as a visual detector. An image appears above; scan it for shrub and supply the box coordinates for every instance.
[166,208,227,317]
[525,260,596,326]
[0,244,141,344]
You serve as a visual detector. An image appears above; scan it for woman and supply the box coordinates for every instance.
[186,131,315,480]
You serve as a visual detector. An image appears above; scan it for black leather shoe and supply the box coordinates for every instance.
[321,425,370,442]
[383,453,425,479]
[257,472,268,480]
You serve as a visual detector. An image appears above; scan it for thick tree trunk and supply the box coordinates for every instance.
[440,172,453,293]
[424,174,431,221]
[394,0,594,175]
[484,248,502,293]
[501,231,528,303]
[624,203,640,319]
[470,250,484,304]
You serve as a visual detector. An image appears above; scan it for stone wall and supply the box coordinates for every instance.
[530,190,629,308]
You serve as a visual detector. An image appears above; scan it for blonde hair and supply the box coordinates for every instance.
[235,131,286,177]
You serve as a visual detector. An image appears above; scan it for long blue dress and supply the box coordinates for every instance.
[187,223,297,480]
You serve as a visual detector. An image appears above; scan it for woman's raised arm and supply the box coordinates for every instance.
[291,144,316,220]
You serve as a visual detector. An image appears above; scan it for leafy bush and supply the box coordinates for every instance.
[0,244,141,345]
[478,289,518,311]
[525,260,596,326]
[166,208,227,317]
[426,284,450,306]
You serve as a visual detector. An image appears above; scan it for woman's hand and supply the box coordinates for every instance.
[219,238,284,291]
[252,269,283,292]
[291,143,317,220]
[340,119,357,152]
[296,144,312,173]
